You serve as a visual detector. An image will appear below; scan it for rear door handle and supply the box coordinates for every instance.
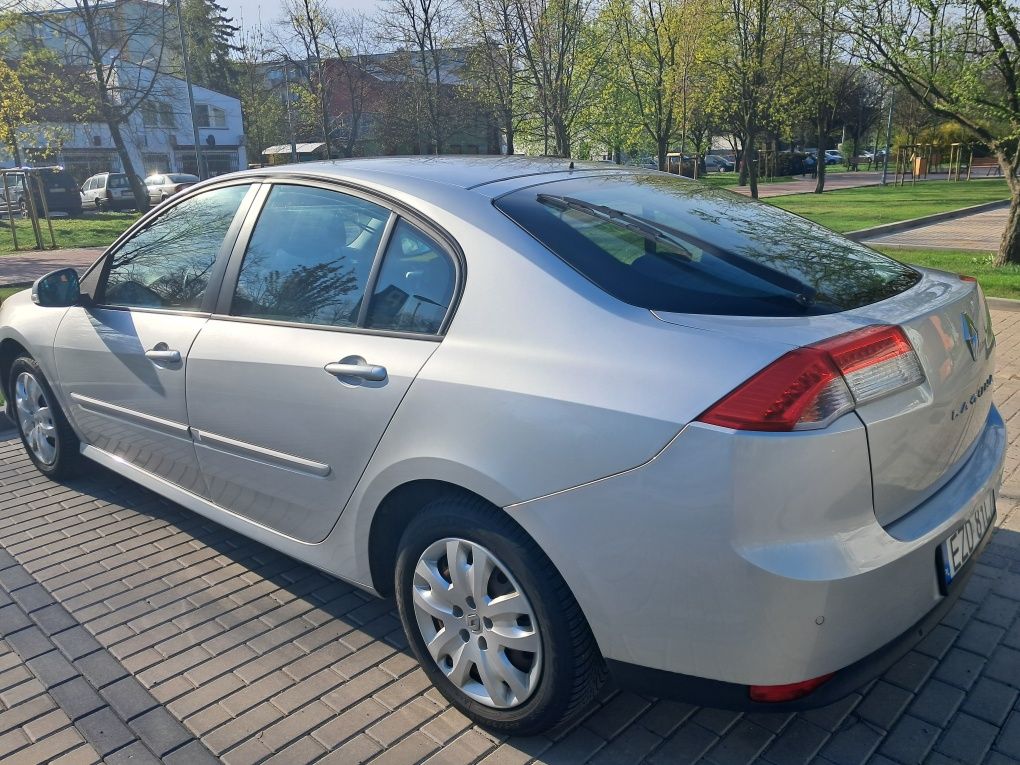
[145,345,181,364]
[325,359,387,382]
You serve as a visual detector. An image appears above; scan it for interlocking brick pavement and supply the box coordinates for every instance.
[863,207,1007,252]
[0,311,1019,765]
[0,248,103,287]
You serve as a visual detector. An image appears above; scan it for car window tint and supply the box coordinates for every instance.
[103,184,251,310]
[109,175,129,189]
[231,185,389,327]
[365,220,454,335]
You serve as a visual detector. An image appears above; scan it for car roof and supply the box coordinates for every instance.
[232,156,642,196]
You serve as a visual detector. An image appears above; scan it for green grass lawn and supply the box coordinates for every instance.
[768,180,1010,233]
[0,212,139,256]
[874,247,1020,300]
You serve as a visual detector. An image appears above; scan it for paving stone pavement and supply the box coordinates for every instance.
[1,313,1020,765]
[0,249,103,287]
[863,207,1007,252]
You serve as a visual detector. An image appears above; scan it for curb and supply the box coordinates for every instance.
[846,198,1010,242]
[988,297,1020,313]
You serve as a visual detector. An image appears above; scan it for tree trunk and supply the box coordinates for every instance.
[994,151,1020,266]
[505,117,515,156]
[814,115,826,193]
[107,118,148,212]
[553,117,570,158]
[657,136,668,172]
[746,131,759,199]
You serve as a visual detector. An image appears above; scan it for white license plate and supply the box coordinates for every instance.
[49,187,65,192]
[941,491,995,586]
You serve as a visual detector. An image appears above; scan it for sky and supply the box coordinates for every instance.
[221,0,381,30]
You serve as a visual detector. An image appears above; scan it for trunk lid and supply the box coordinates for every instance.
[852,272,994,525]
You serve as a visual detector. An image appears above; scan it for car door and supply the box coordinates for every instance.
[51,182,257,493]
[145,176,161,205]
[185,182,459,543]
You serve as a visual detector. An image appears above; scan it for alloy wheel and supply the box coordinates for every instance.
[14,372,59,465]
[410,537,543,709]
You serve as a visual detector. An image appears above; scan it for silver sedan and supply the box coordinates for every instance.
[0,157,1005,733]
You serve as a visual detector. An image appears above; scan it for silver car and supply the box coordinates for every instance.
[0,158,1004,734]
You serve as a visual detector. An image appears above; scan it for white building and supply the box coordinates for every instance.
[2,0,246,181]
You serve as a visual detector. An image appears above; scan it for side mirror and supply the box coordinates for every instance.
[32,268,80,307]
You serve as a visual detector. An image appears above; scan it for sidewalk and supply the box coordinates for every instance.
[0,248,103,287]
[0,315,1019,764]
[864,207,1007,251]
[728,172,884,198]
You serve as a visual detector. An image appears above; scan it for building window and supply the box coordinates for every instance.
[141,102,175,128]
[196,104,227,129]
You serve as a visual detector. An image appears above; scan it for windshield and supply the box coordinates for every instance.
[494,173,920,317]
[108,175,130,188]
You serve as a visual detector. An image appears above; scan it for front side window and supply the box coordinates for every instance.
[365,220,455,335]
[102,184,251,310]
[231,185,389,327]
[495,173,921,317]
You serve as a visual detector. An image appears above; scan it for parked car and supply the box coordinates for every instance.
[80,172,143,211]
[825,149,843,165]
[704,154,735,172]
[0,158,1003,734]
[1,168,83,217]
[145,173,199,204]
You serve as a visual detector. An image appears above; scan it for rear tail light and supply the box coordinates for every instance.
[698,325,925,432]
[749,673,834,703]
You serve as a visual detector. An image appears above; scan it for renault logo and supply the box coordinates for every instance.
[962,313,980,362]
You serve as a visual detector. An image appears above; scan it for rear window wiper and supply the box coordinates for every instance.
[536,193,817,308]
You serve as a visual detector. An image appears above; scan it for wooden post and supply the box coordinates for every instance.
[32,174,56,249]
[1,173,20,251]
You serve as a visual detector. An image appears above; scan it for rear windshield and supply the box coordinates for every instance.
[495,173,920,316]
[108,175,130,188]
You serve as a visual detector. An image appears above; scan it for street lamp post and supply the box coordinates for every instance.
[175,0,204,179]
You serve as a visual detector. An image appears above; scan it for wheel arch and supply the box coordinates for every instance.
[0,337,30,405]
[367,479,491,597]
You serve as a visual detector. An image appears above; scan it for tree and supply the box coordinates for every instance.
[16,0,174,210]
[796,0,844,192]
[848,0,1020,265]
[278,0,332,158]
[515,0,600,156]
[381,0,457,153]
[613,0,681,170]
[0,60,32,166]
[462,0,526,154]
[323,10,376,158]
[719,0,775,197]
[234,25,287,161]
[177,0,239,95]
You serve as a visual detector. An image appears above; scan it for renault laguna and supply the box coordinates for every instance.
[0,157,1003,733]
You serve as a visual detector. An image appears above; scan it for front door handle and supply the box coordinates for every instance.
[145,344,181,364]
[325,358,387,382]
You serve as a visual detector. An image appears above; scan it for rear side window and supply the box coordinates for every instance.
[495,174,920,316]
[231,185,390,327]
[366,220,455,335]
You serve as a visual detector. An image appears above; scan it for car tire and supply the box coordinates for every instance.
[394,493,605,735]
[9,356,80,479]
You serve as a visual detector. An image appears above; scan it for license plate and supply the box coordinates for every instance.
[940,491,995,587]
[49,187,64,192]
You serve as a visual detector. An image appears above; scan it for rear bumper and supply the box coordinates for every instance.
[606,516,990,710]
[507,404,1005,694]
